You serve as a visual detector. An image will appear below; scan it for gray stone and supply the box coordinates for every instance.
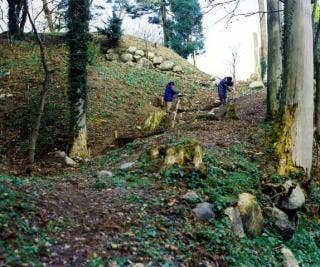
[127,46,137,54]
[106,48,115,54]
[133,54,142,62]
[266,207,295,238]
[238,193,264,237]
[192,202,214,221]
[120,53,133,63]
[281,247,300,267]
[64,156,77,167]
[181,191,201,203]
[249,81,265,89]
[153,56,163,65]
[281,181,305,210]
[173,65,183,73]
[137,58,154,69]
[125,61,135,67]
[97,170,113,178]
[158,61,174,71]
[54,150,66,158]
[119,162,135,170]
[135,49,145,57]
[0,93,13,100]
[224,206,245,238]
[147,52,155,59]
[106,53,119,61]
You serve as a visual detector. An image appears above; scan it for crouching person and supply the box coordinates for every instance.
[163,81,179,115]
[217,77,233,105]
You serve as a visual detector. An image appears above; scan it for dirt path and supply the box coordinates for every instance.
[37,92,266,266]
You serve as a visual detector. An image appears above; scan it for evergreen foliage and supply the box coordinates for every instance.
[168,0,205,59]
[66,0,90,139]
[98,10,123,50]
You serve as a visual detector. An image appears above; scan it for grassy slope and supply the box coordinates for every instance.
[0,35,212,171]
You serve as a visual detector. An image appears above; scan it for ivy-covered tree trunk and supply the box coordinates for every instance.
[160,0,169,47]
[42,0,54,32]
[275,0,314,176]
[67,0,90,158]
[258,0,268,81]
[266,0,282,120]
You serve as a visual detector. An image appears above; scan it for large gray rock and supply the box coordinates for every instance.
[281,181,305,210]
[133,54,142,62]
[281,247,300,267]
[153,56,163,65]
[192,202,215,221]
[181,191,201,203]
[127,46,137,54]
[106,53,119,61]
[135,49,145,57]
[224,206,245,238]
[97,170,113,178]
[120,53,133,63]
[137,58,154,69]
[54,150,66,158]
[64,156,77,167]
[265,207,295,239]
[238,193,264,237]
[249,81,265,89]
[119,162,135,170]
[173,65,183,73]
[158,61,175,71]
[147,51,155,59]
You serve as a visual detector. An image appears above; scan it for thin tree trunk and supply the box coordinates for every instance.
[266,0,282,120]
[314,2,320,139]
[26,8,52,170]
[253,32,260,79]
[258,0,268,81]
[275,0,314,176]
[160,0,169,47]
[42,0,54,32]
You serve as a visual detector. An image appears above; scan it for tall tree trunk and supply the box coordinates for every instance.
[67,0,90,159]
[275,0,314,176]
[266,0,282,120]
[42,0,54,32]
[26,8,52,171]
[160,0,169,47]
[253,32,260,79]
[314,1,320,139]
[7,0,27,39]
[258,0,268,81]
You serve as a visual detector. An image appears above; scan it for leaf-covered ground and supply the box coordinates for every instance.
[1,92,320,266]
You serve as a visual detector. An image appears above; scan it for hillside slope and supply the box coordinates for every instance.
[0,35,215,173]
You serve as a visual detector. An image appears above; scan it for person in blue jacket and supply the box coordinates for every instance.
[217,77,233,105]
[163,81,179,113]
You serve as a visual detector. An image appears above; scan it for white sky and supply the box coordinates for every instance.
[0,0,263,80]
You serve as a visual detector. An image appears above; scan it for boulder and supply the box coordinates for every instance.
[0,93,13,100]
[106,53,119,61]
[281,247,300,267]
[237,193,264,237]
[224,206,245,238]
[181,191,201,203]
[106,48,115,54]
[125,61,135,67]
[119,162,135,170]
[158,61,175,71]
[280,181,305,210]
[127,46,137,54]
[147,52,155,59]
[173,65,183,73]
[120,53,133,63]
[192,202,215,221]
[249,81,265,89]
[135,49,145,57]
[137,58,154,69]
[153,56,163,65]
[97,170,113,178]
[54,150,66,158]
[265,207,295,239]
[64,156,77,167]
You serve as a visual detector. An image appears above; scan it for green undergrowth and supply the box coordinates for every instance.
[0,175,53,266]
[90,137,320,265]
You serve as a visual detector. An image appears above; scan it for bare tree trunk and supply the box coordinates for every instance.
[42,0,54,32]
[275,0,314,176]
[253,32,260,79]
[314,1,320,139]
[266,0,282,120]
[26,8,52,171]
[258,0,268,81]
[160,0,169,47]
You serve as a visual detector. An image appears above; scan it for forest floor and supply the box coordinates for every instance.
[1,91,320,266]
